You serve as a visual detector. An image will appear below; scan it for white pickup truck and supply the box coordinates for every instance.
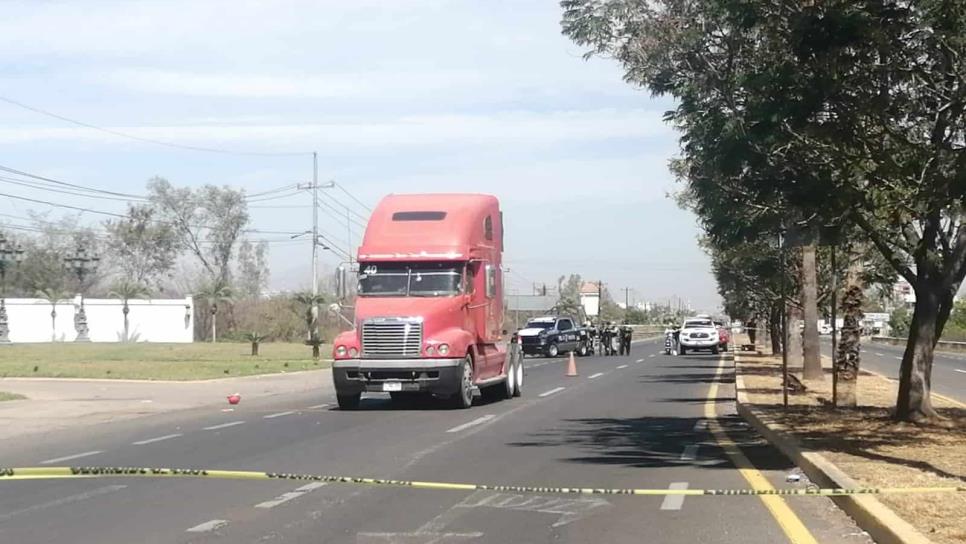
[677,318,721,355]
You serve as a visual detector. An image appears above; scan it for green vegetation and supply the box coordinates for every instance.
[0,342,331,381]
[0,391,26,401]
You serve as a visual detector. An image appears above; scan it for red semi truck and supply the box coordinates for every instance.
[331,194,524,409]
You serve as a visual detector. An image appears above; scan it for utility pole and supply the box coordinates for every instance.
[598,280,603,322]
[622,287,631,312]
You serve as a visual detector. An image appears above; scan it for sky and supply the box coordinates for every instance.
[0,0,719,311]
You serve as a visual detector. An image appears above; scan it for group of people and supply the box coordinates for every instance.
[587,320,634,356]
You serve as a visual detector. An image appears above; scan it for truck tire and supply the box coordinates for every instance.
[546,343,559,358]
[502,358,515,399]
[512,356,523,397]
[450,356,474,409]
[337,393,361,410]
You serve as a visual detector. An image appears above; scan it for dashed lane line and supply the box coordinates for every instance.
[263,410,296,419]
[636,358,644,363]
[0,485,127,522]
[617,364,628,369]
[660,482,689,510]
[307,403,329,409]
[955,369,966,374]
[255,482,327,509]
[588,372,604,379]
[132,433,183,446]
[538,387,566,398]
[186,519,228,533]
[649,354,656,358]
[40,450,103,465]
[446,415,496,433]
[203,420,245,431]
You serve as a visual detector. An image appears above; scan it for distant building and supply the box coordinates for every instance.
[579,281,600,317]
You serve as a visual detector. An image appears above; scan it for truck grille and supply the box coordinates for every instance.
[362,319,423,358]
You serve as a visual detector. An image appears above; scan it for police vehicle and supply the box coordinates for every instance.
[515,316,585,357]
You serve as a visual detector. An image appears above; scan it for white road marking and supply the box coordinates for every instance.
[295,481,328,492]
[0,485,126,522]
[636,358,644,363]
[617,364,628,369]
[263,410,296,419]
[660,482,690,510]
[693,420,708,431]
[446,414,496,433]
[186,519,228,533]
[539,387,566,398]
[893,356,902,360]
[681,445,699,461]
[203,420,245,431]
[40,450,103,464]
[307,403,329,409]
[875,352,886,356]
[456,490,610,528]
[588,372,604,379]
[649,354,656,358]
[132,433,182,446]
[254,482,328,509]
[955,369,966,374]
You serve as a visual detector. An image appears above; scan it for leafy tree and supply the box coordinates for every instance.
[197,280,233,343]
[562,0,966,422]
[554,274,584,318]
[889,306,912,339]
[108,280,151,342]
[103,204,179,290]
[35,287,70,342]
[236,240,270,299]
[147,178,249,287]
[294,291,327,358]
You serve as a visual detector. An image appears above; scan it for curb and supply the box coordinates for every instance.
[732,350,935,544]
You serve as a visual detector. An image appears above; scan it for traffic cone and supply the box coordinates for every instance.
[566,352,578,377]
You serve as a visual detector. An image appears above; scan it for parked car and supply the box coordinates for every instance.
[677,318,721,355]
[516,316,584,357]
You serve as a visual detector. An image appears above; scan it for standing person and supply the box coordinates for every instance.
[619,321,633,356]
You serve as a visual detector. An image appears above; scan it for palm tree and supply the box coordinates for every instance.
[294,292,327,358]
[35,287,71,342]
[108,280,151,342]
[197,281,233,342]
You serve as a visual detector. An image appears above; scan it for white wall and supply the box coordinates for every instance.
[580,293,600,317]
[2,296,194,343]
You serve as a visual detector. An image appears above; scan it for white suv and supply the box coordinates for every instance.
[678,318,720,355]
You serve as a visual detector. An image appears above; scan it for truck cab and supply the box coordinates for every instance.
[331,194,523,409]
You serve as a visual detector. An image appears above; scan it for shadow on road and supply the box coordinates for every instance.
[506,414,794,472]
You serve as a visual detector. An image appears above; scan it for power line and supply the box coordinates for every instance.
[243,184,299,200]
[316,199,367,230]
[0,164,147,200]
[319,190,369,222]
[334,181,372,212]
[0,175,144,203]
[0,95,311,157]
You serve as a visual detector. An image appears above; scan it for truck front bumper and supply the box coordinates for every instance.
[332,358,463,396]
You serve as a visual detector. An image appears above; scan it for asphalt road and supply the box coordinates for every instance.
[820,338,966,402]
[0,339,874,544]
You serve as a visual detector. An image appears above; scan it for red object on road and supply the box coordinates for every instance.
[227,393,241,405]
[716,325,731,349]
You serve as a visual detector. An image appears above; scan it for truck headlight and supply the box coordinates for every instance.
[349,347,359,357]
[336,345,347,357]
[438,344,449,355]
[426,345,435,355]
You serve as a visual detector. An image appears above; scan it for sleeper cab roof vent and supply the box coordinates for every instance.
[392,211,447,221]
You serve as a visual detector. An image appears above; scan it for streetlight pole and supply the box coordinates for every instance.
[0,236,24,343]
[64,246,100,342]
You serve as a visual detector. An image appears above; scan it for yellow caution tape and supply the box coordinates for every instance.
[0,467,963,497]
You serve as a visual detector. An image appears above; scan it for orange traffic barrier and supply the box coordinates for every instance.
[566,352,578,377]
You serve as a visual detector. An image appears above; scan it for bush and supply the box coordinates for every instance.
[889,307,911,338]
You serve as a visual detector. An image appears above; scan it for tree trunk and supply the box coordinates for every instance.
[251,341,259,356]
[747,317,757,344]
[801,244,823,381]
[769,305,782,355]
[787,304,804,373]
[50,308,56,342]
[211,312,217,343]
[895,280,945,422]
[312,343,320,359]
[834,246,864,407]
[122,303,130,342]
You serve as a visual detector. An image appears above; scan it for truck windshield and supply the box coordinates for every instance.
[358,262,464,297]
[526,321,555,329]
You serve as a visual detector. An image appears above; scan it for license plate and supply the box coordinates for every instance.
[383,381,402,392]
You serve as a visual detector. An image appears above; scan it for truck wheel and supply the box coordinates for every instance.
[337,393,361,410]
[502,358,515,399]
[450,356,474,409]
[512,356,523,397]
[546,343,559,358]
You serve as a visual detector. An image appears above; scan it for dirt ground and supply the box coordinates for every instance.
[735,340,966,544]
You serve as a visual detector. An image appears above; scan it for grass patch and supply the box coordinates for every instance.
[736,336,965,544]
[0,342,331,381]
[0,391,26,401]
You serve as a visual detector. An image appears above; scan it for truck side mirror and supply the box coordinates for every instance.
[335,266,348,300]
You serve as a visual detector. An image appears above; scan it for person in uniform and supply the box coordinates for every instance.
[619,320,633,356]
